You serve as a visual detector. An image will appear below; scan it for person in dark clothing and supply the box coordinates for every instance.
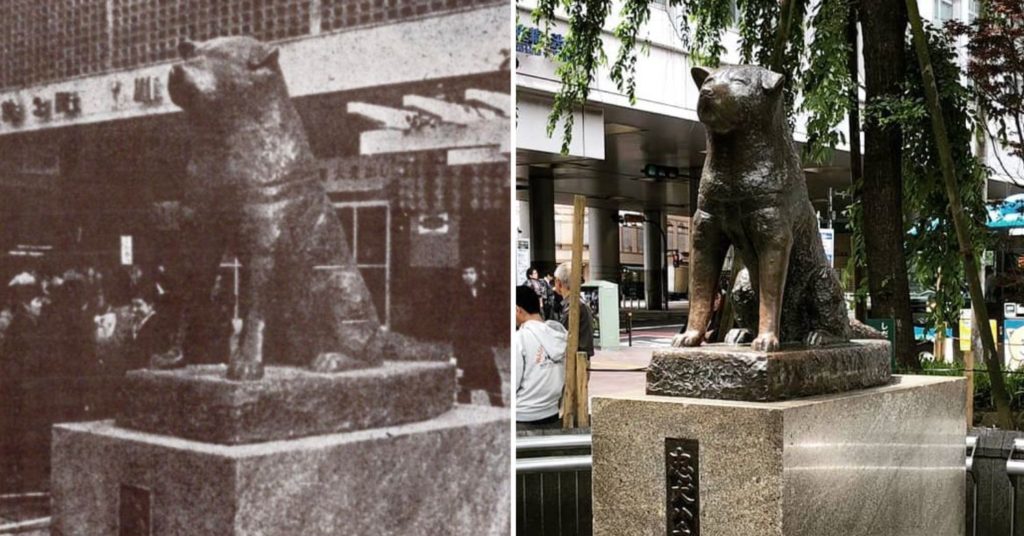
[452,265,502,406]
[128,285,176,371]
[2,279,51,378]
[552,261,596,358]
[542,272,558,320]
[1,278,51,493]
[525,267,548,316]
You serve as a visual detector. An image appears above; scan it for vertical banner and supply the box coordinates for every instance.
[516,239,531,284]
[120,235,133,266]
[958,308,997,352]
[819,228,835,268]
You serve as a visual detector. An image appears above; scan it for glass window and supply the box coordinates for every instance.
[968,0,980,20]
[936,0,956,21]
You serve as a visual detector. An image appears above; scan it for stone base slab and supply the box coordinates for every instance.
[594,375,965,536]
[647,340,891,401]
[53,405,509,535]
[117,361,454,444]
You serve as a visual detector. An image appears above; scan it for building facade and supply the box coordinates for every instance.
[515,0,1023,309]
[0,0,510,341]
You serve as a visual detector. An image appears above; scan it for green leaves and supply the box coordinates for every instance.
[690,0,733,67]
[530,0,614,153]
[801,0,853,164]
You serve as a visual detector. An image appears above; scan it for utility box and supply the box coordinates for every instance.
[583,280,619,349]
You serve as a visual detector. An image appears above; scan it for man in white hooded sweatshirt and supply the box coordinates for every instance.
[514,285,567,430]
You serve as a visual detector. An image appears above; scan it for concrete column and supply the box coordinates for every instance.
[588,206,620,283]
[528,171,557,278]
[644,209,666,310]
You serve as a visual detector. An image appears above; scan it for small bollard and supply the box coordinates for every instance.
[627,311,633,346]
[1007,438,1024,534]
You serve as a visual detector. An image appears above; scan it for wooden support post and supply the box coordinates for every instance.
[576,351,590,427]
[965,348,975,427]
[561,195,586,428]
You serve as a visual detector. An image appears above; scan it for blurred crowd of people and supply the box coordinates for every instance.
[0,262,236,493]
[0,263,240,382]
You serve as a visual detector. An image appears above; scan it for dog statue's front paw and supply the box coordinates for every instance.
[311,352,362,373]
[672,329,705,347]
[227,359,264,381]
[751,332,780,352]
[150,347,185,370]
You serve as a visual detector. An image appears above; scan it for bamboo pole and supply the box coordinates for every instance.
[770,0,803,73]
[561,195,587,428]
[904,0,1014,429]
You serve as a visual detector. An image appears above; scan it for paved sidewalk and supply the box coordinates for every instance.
[586,323,682,409]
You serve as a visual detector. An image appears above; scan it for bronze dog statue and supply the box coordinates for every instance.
[674,65,852,352]
[164,37,385,380]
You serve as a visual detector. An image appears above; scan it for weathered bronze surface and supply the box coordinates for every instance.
[674,65,853,352]
[165,37,382,380]
[647,340,892,401]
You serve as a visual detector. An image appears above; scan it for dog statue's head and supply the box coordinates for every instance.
[168,37,284,117]
[692,65,785,134]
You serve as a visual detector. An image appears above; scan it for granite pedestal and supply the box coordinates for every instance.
[52,404,509,535]
[117,361,455,444]
[592,375,965,536]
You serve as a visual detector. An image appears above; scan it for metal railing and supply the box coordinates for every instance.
[1007,438,1024,534]
[968,435,977,536]
[516,433,593,536]
[516,434,594,475]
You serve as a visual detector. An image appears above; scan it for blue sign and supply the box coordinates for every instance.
[516,25,565,57]
[913,326,952,342]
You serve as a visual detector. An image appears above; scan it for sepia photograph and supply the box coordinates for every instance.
[0,1,511,534]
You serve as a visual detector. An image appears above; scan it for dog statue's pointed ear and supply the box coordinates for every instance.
[762,70,785,93]
[691,66,711,88]
[248,45,280,71]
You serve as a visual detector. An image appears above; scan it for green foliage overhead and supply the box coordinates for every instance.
[690,0,734,67]
[524,0,852,162]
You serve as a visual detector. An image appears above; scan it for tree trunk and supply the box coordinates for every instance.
[859,0,918,370]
